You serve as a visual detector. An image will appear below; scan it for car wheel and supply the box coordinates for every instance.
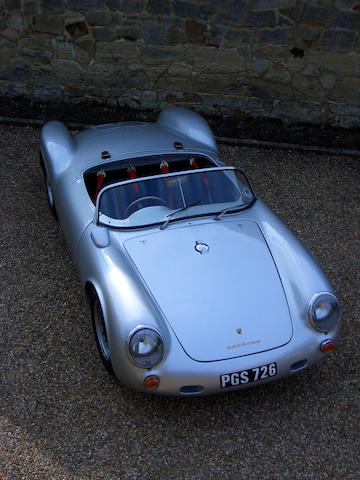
[39,152,58,219]
[91,293,114,375]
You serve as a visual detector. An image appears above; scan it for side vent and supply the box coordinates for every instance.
[290,359,308,372]
[180,385,204,395]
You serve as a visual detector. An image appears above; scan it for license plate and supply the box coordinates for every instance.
[220,362,277,388]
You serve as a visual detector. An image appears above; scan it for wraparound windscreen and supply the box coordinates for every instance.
[97,167,255,228]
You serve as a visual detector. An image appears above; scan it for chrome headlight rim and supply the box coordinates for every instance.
[127,325,164,369]
[308,292,340,333]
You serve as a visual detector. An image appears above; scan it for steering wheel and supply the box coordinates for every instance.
[123,196,168,217]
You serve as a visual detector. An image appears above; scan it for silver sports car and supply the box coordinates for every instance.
[40,107,340,395]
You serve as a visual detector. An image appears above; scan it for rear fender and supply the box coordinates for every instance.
[157,107,218,153]
[40,121,75,187]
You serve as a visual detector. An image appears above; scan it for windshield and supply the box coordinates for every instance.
[97,167,255,228]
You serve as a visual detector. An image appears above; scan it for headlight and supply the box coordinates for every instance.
[128,328,164,368]
[308,293,340,332]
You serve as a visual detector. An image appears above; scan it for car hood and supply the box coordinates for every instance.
[123,219,292,362]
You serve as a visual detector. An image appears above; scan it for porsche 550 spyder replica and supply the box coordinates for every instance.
[40,107,340,395]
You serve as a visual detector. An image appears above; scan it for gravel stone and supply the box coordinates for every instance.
[0,125,359,479]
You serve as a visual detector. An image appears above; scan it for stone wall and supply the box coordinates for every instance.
[1,0,360,127]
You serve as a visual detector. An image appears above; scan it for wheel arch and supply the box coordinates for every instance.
[84,280,109,328]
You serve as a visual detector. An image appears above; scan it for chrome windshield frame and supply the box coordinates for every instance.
[94,166,256,228]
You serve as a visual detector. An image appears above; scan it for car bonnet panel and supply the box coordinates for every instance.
[123,219,293,362]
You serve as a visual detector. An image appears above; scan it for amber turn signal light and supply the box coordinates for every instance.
[144,375,160,390]
[320,339,335,353]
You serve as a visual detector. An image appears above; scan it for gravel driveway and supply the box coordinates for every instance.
[1,125,359,479]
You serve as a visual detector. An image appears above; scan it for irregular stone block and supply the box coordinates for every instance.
[40,0,65,13]
[215,0,247,26]
[167,61,191,76]
[74,45,92,68]
[204,24,224,48]
[272,100,321,123]
[18,37,53,58]
[67,0,106,9]
[64,85,85,97]
[0,81,30,97]
[86,62,125,88]
[141,90,158,108]
[0,38,16,63]
[259,27,289,44]
[193,72,244,95]
[318,28,356,49]
[143,22,166,45]
[34,84,63,100]
[252,0,296,9]
[32,65,57,84]
[8,12,24,32]
[146,0,171,16]
[55,41,73,61]
[139,45,183,65]
[96,40,137,62]
[116,19,142,42]
[279,5,305,23]
[75,37,95,56]
[8,59,32,81]
[245,57,271,74]
[247,10,277,27]
[124,70,151,89]
[107,0,120,11]
[320,72,336,90]
[93,26,116,41]
[292,76,326,98]
[323,52,360,75]
[51,59,84,86]
[224,29,256,48]
[303,5,330,26]
[248,80,293,100]
[246,97,266,112]
[167,27,186,46]
[121,0,145,14]
[190,46,245,73]
[173,0,216,20]
[23,1,38,14]
[332,11,360,29]
[165,92,202,105]
[0,7,6,30]
[32,14,64,34]
[85,10,119,26]
[4,0,21,10]
[264,66,291,83]
[278,12,294,26]
[335,1,358,10]
[329,79,360,105]
[329,104,360,116]
[156,73,192,91]
[330,116,360,128]
[185,19,206,45]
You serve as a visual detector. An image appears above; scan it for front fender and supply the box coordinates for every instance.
[78,224,172,380]
[251,200,340,338]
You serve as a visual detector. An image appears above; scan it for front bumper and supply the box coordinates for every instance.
[113,328,339,396]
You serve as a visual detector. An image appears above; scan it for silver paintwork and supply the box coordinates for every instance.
[40,107,340,395]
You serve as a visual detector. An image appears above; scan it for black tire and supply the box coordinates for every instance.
[39,151,58,219]
[91,293,114,375]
